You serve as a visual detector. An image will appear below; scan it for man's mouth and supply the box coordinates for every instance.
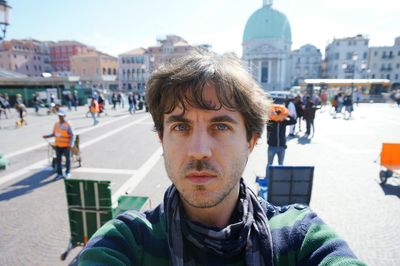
[185,171,217,184]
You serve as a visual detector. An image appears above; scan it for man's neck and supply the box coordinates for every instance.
[181,183,240,228]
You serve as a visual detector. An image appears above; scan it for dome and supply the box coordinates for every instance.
[243,5,291,42]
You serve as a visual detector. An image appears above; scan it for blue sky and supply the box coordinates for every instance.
[7,0,400,57]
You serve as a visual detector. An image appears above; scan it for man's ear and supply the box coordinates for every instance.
[248,133,259,152]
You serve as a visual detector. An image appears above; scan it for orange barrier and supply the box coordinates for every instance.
[379,143,400,184]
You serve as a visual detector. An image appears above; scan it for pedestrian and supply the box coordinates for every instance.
[33,93,43,115]
[294,95,303,132]
[111,92,117,110]
[89,97,99,125]
[15,94,27,127]
[65,93,72,111]
[0,93,8,119]
[285,96,297,136]
[128,92,137,114]
[395,89,400,107]
[343,93,354,119]
[119,92,125,108]
[303,96,320,136]
[97,92,107,116]
[266,104,296,170]
[334,92,344,118]
[72,90,79,111]
[43,110,75,180]
[79,51,365,266]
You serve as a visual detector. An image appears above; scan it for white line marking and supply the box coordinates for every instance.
[74,167,137,175]
[0,116,150,187]
[112,147,163,206]
[4,114,133,159]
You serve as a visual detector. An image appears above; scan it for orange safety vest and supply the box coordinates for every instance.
[54,121,72,148]
[90,100,99,113]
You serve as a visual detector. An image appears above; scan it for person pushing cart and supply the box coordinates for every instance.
[43,110,75,180]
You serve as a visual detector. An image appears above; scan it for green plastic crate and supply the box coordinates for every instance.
[64,179,113,246]
[113,195,150,217]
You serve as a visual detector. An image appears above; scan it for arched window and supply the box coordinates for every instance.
[108,68,111,75]
[103,68,106,75]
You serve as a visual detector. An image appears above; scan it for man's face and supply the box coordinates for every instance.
[160,85,258,209]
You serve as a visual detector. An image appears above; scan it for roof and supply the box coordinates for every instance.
[0,69,28,78]
[119,47,147,56]
[243,5,291,42]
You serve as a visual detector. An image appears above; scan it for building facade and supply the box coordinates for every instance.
[70,51,118,91]
[147,35,203,71]
[325,34,369,79]
[0,39,52,77]
[242,0,292,91]
[368,36,400,86]
[118,48,150,92]
[50,41,93,76]
[291,44,322,85]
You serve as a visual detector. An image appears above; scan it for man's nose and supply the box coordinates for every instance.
[187,127,212,160]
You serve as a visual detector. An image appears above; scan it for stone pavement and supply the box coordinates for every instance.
[0,103,399,265]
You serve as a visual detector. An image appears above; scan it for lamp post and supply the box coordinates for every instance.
[0,0,11,40]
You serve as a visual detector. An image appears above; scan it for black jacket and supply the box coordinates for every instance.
[266,116,296,148]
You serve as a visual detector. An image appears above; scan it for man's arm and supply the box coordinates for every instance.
[67,123,75,148]
[268,206,367,266]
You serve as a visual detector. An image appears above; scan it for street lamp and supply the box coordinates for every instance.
[0,0,11,40]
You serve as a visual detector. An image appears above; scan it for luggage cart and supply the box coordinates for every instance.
[45,135,82,173]
[379,143,400,184]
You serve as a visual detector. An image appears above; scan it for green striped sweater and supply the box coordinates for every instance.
[79,203,366,265]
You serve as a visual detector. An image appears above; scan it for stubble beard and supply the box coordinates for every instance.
[163,155,247,209]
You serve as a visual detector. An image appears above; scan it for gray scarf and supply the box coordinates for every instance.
[163,178,274,266]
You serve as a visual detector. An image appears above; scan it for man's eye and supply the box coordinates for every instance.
[173,124,189,131]
[214,124,229,131]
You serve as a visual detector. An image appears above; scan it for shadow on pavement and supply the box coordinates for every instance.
[379,182,400,197]
[297,135,312,145]
[0,170,55,201]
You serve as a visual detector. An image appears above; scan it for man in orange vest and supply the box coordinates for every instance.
[43,110,75,180]
[89,96,99,125]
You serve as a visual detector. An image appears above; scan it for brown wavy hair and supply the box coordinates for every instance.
[146,50,271,141]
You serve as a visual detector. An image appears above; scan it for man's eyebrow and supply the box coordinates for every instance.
[210,115,239,124]
[165,115,190,124]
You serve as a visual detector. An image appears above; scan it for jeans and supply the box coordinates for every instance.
[91,112,98,125]
[267,146,285,177]
[55,147,70,175]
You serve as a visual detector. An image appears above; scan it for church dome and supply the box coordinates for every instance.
[243,4,291,43]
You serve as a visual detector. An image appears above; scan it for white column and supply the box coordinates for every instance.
[268,60,272,84]
[281,59,286,87]
[258,60,262,83]
[277,59,281,88]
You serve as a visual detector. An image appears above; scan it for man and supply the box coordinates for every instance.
[267,104,296,168]
[303,97,320,136]
[43,110,75,180]
[79,51,365,265]
[32,93,41,115]
[89,97,99,125]
[284,96,297,136]
[128,92,137,114]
